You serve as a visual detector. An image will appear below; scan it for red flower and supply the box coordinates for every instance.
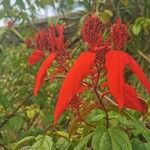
[54,52,96,125]
[53,16,149,124]
[28,15,150,126]
[105,50,150,110]
[34,53,56,96]
[32,24,69,96]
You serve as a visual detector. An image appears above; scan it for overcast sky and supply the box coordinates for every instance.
[0,0,84,27]
[0,0,58,26]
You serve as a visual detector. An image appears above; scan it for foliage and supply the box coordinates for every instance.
[0,0,150,150]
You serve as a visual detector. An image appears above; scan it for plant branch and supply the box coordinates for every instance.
[137,50,150,64]
[94,87,109,128]
[11,27,24,42]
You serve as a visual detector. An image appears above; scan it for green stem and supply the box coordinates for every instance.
[11,27,24,42]
[96,0,99,14]
[94,87,109,128]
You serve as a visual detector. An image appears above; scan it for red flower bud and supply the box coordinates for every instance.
[110,18,128,49]
[82,14,103,48]
[35,30,47,50]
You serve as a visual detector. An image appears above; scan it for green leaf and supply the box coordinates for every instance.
[99,10,113,24]
[74,133,93,150]
[144,143,150,150]
[7,115,24,132]
[124,111,150,142]
[30,135,53,150]
[15,136,35,150]
[131,138,149,150]
[92,127,132,150]
[109,111,131,126]
[87,109,105,122]
[132,24,141,35]
[0,9,5,19]
[15,0,25,9]
[120,0,129,5]
[2,0,11,11]
[55,138,71,150]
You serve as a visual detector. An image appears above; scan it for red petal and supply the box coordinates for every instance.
[28,49,44,66]
[34,53,56,96]
[54,52,96,125]
[128,55,150,93]
[124,84,148,114]
[105,50,128,108]
[105,50,150,109]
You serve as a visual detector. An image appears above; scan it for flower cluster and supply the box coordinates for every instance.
[28,15,150,125]
[28,24,69,96]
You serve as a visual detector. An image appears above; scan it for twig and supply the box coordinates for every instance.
[11,27,24,42]
[98,91,117,106]
[94,87,109,128]
[68,36,81,49]
[137,50,150,64]
[0,144,8,150]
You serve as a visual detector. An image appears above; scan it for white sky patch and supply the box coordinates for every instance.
[0,0,84,27]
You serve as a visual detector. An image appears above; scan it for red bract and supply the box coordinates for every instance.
[124,84,148,114]
[28,49,45,66]
[54,52,96,125]
[27,30,47,65]
[105,50,150,109]
[34,53,56,96]
[110,18,128,49]
[81,14,103,48]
